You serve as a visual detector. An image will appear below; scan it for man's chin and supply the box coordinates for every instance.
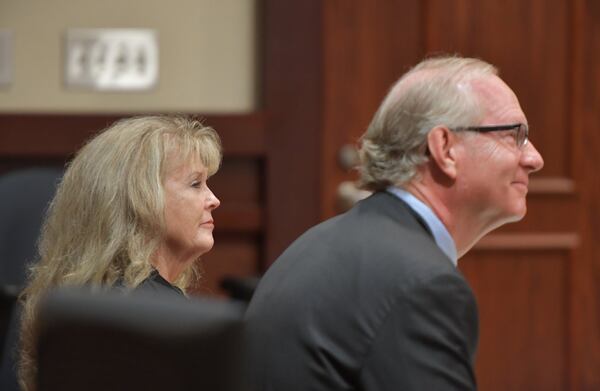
[504,207,527,224]
[492,207,526,230]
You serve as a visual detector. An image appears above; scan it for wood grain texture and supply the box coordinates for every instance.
[426,0,570,179]
[569,0,600,389]
[476,233,579,250]
[528,177,576,194]
[0,113,266,157]
[263,0,324,263]
[321,0,423,218]
[194,233,260,297]
[460,252,567,391]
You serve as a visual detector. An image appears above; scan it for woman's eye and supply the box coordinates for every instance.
[191,181,202,188]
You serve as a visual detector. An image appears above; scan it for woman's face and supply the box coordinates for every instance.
[161,157,220,262]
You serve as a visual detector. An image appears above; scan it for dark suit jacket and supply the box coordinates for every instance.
[245,191,478,391]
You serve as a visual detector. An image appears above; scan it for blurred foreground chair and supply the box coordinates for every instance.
[220,275,260,304]
[36,288,246,391]
[0,167,63,297]
[0,167,63,391]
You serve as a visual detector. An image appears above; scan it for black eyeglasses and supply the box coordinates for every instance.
[453,123,529,148]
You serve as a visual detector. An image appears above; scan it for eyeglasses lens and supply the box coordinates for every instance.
[518,124,528,147]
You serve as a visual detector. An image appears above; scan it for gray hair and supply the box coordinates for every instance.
[19,115,222,391]
[358,55,498,190]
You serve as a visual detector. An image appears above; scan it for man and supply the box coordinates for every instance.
[245,56,544,390]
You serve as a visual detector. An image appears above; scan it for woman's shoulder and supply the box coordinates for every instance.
[134,270,185,298]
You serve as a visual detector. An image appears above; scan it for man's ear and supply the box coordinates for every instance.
[426,126,459,179]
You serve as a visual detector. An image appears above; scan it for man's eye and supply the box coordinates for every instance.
[502,130,518,144]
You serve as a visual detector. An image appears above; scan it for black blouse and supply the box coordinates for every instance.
[135,269,185,298]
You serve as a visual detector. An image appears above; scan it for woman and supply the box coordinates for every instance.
[18,115,222,391]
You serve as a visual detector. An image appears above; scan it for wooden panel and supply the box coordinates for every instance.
[321,0,423,217]
[211,157,263,233]
[570,0,600,389]
[492,192,579,233]
[460,251,568,391]
[210,158,262,204]
[0,113,266,157]
[476,233,579,250]
[194,233,260,297]
[422,4,577,388]
[528,177,576,194]
[264,0,324,263]
[426,0,570,179]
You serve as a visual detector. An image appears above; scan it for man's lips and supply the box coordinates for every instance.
[512,180,529,191]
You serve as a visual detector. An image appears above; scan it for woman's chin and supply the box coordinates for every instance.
[194,236,215,257]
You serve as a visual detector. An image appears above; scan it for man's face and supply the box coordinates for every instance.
[455,75,544,228]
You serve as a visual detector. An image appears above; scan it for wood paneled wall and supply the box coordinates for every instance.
[571,1,600,389]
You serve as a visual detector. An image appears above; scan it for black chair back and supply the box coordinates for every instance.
[0,167,63,289]
[36,288,246,391]
[0,167,62,391]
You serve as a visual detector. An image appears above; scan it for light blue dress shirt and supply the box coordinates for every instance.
[387,187,458,266]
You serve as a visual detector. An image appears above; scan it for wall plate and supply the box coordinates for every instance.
[0,30,13,88]
[64,28,158,91]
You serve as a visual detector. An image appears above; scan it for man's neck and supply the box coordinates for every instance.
[403,181,490,258]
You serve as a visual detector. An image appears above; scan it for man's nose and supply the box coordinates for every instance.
[522,141,544,173]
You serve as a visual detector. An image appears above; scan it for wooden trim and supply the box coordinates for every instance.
[0,113,266,157]
[528,177,576,195]
[475,233,580,250]
[201,113,266,156]
[570,1,600,389]
[263,0,323,265]
[214,204,263,233]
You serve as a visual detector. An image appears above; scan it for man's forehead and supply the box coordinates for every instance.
[470,75,513,100]
[388,66,480,103]
[470,75,525,121]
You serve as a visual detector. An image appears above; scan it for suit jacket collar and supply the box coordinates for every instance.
[360,191,434,237]
[386,187,458,265]
[357,191,459,266]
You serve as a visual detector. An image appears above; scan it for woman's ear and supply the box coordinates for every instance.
[426,126,459,180]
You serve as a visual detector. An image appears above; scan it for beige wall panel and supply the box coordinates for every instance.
[0,0,257,113]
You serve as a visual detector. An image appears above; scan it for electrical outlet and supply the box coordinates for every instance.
[64,28,158,91]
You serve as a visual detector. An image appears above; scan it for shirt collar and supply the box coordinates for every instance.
[387,187,458,266]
